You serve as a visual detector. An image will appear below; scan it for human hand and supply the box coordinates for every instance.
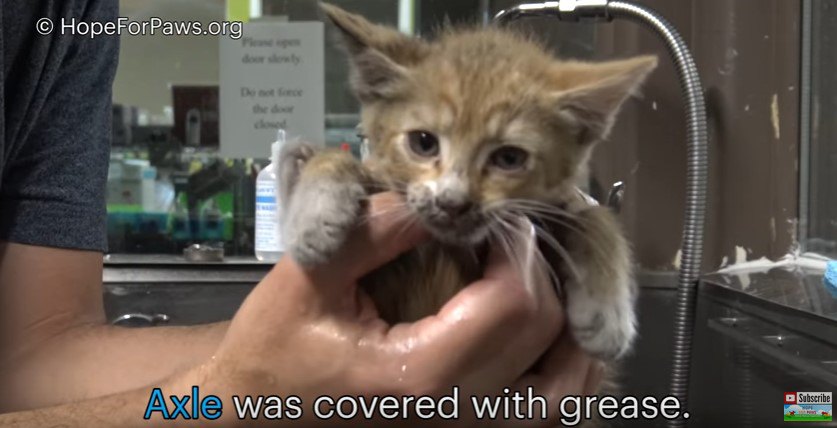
[192,192,601,427]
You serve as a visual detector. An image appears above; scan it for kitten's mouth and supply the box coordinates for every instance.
[421,214,490,246]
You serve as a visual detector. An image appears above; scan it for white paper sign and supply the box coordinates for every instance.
[220,22,325,159]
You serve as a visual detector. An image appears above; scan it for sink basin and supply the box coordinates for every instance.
[103,262,269,326]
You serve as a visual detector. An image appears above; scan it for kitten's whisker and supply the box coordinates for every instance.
[498,205,588,242]
[492,212,565,289]
[363,206,409,221]
[530,222,583,285]
[500,201,589,225]
[360,202,412,225]
[488,218,520,280]
[491,205,585,232]
[530,212,610,270]
[498,205,611,265]
[489,212,538,286]
[516,208,611,277]
[510,208,584,233]
[496,199,595,227]
[392,213,422,242]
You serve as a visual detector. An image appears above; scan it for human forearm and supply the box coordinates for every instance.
[0,363,239,428]
[0,385,162,428]
[1,321,227,412]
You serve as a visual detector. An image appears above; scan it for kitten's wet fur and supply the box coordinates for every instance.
[281,4,656,364]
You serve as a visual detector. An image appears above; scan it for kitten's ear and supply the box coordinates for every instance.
[321,3,428,102]
[553,55,658,144]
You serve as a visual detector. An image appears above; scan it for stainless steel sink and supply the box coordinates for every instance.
[103,258,270,327]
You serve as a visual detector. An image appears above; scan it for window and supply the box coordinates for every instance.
[802,0,837,257]
[108,0,509,260]
[109,0,406,258]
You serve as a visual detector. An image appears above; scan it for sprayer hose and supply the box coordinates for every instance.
[605,3,709,427]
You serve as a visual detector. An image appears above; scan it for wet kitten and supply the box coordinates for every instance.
[280,4,656,363]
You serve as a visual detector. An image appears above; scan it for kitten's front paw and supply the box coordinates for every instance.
[567,290,637,361]
[284,180,366,268]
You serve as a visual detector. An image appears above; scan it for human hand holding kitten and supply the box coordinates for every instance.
[196,192,599,427]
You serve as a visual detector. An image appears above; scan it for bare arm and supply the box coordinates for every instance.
[0,377,190,428]
[0,366,236,428]
[0,243,228,412]
[0,0,213,410]
[0,193,601,428]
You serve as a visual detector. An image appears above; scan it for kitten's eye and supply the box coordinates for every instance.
[489,147,529,171]
[407,131,440,158]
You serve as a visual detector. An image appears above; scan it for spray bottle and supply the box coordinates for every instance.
[255,130,286,262]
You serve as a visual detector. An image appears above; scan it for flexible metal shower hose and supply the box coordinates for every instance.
[495,2,709,426]
[605,4,709,427]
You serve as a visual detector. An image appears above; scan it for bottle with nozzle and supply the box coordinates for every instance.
[255,129,286,262]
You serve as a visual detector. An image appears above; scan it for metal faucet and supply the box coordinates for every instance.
[495,3,709,427]
[495,0,611,22]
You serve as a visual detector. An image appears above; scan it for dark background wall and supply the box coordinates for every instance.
[494,0,802,272]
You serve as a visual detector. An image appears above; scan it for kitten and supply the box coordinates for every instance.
[280,4,656,364]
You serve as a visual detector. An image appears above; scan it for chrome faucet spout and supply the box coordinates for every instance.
[494,0,611,24]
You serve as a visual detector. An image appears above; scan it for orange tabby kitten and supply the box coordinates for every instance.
[280,3,657,363]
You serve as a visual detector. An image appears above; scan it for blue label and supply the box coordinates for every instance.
[256,196,276,204]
